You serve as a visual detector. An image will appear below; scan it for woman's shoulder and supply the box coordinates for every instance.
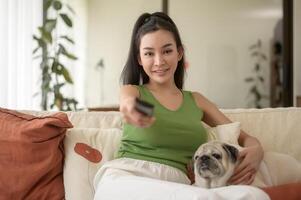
[189,91,216,111]
[120,84,140,97]
[186,91,205,101]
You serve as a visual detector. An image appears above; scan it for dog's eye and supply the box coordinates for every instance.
[194,155,199,160]
[212,153,221,159]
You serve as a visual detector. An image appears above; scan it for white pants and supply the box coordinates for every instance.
[93,158,270,200]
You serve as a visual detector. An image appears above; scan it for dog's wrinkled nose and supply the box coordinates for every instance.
[201,155,210,161]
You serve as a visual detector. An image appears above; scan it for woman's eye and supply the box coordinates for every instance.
[164,49,172,54]
[144,52,153,56]
[212,153,221,159]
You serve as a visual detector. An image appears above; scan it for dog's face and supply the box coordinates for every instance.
[193,141,239,188]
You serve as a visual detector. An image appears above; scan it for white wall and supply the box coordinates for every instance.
[170,0,282,108]
[84,0,285,109]
[86,0,161,107]
[294,0,301,105]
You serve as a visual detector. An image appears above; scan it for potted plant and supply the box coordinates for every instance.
[33,0,78,111]
[245,39,269,108]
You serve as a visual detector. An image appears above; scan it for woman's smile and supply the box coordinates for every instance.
[152,68,170,75]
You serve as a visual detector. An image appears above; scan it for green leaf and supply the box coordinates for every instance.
[61,67,73,83]
[245,77,254,82]
[251,52,259,57]
[53,0,62,10]
[66,4,76,15]
[58,43,66,53]
[33,35,46,47]
[59,44,77,60]
[257,39,262,47]
[62,52,78,60]
[44,19,57,32]
[60,13,73,27]
[33,46,40,54]
[60,35,74,44]
[33,35,39,41]
[250,86,256,93]
[45,0,54,11]
[259,76,264,82]
[261,54,267,60]
[51,60,59,73]
[255,63,260,71]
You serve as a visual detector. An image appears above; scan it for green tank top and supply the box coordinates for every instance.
[117,85,207,173]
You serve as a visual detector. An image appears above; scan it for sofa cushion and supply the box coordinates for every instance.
[0,107,73,199]
[63,128,122,200]
[206,121,241,144]
[206,122,301,187]
[222,108,301,163]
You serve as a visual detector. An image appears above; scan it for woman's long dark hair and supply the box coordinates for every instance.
[120,12,186,89]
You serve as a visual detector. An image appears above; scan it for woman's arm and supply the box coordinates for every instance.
[119,85,155,127]
[192,92,264,185]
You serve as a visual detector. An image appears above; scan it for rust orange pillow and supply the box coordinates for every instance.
[262,182,301,200]
[0,108,73,200]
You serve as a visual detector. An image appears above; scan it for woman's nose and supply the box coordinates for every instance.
[154,54,164,66]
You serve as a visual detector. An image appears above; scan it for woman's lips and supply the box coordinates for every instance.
[152,68,169,75]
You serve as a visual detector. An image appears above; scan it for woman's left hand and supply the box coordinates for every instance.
[228,145,264,185]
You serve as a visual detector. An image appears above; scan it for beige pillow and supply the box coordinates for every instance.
[206,122,301,187]
[207,121,240,144]
[63,128,122,200]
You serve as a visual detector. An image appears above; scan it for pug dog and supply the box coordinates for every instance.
[193,141,239,188]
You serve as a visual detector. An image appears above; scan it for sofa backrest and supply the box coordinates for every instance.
[222,108,301,162]
[23,107,301,162]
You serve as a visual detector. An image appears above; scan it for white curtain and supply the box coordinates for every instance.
[0,0,42,110]
[0,0,87,110]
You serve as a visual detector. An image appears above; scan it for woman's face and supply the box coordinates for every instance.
[138,29,183,86]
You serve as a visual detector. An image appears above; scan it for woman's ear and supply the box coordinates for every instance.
[177,47,184,61]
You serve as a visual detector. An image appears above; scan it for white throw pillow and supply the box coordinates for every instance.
[206,122,301,187]
[63,128,122,200]
[206,121,241,144]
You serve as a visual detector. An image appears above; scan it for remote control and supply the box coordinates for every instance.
[134,98,154,117]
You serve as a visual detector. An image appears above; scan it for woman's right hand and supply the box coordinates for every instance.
[120,97,155,128]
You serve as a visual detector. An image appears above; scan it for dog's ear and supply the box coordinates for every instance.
[222,144,238,163]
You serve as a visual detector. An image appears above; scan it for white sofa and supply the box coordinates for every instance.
[25,107,301,199]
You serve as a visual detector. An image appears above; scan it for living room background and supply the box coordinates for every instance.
[0,0,300,110]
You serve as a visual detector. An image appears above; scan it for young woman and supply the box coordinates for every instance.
[93,12,270,200]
